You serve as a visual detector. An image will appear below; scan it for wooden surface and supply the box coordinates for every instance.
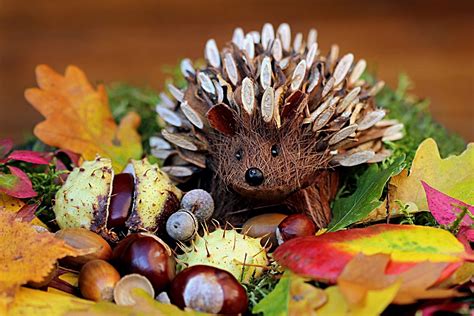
[0,0,473,141]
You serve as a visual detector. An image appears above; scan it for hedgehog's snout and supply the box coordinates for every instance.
[245,167,264,186]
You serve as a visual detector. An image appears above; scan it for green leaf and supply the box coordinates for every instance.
[252,271,291,316]
[327,156,405,232]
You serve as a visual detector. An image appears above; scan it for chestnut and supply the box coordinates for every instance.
[79,259,120,301]
[56,228,112,269]
[242,213,287,248]
[112,233,176,292]
[107,173,135,229]
[276,214,316,245]
[170,265,247,314]
[113,273,155,306]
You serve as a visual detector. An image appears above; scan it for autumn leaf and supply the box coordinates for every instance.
[6,150,50,165]
[25,65,143,172]
[422,181,473,241]
[67,288,206,316]
[316,282,400,316]
[6,287,93,316]
[252,271,327,316]
[337,254,460,305]
[389,138,474,214]
[0,193,23,212]
[337,254,395,305]
[274,224,472,283]
[0,139,13,158]
[0,211,80,308]
[0,166,37,198]
[328,155,404,231]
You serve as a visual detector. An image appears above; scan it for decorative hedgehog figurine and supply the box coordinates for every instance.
[153,23,403,227]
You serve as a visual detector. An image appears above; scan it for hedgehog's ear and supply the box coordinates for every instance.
[206,103,237,136]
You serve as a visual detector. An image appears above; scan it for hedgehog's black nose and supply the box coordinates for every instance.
[245,168,264,186]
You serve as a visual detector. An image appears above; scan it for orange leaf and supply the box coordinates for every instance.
[0,211,80,309]
[25,65,142,172]
[337,254,461,306]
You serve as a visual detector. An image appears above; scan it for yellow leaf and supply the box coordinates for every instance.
[389,138,474,213]
[6,287,93,316]
[0,211,80,309]
[316,282,400,316]
[25,65,142,172]
[289,277,327,315]
[0,193,47,228]
[66,288,206,316]
[0,194,23,212]
[351,281,401,316]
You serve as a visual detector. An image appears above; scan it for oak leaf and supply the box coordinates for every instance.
[0,211,80,309]
[25,65,142,172]
[389,138,473,214]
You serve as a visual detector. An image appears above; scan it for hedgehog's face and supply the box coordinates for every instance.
[211,128,322,202]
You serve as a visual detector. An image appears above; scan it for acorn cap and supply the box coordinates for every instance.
[113,274,155,306]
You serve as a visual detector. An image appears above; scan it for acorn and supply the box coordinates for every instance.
[53,157,182,241]
[78,259,121,301]
[242,213,287,248]
[113,274,155,306]
[56,228,112,269]
[170,265,248,314]
[166,210,198,242]
[180,189,214,222]
[276,214,316,245]
[112,233,176,292]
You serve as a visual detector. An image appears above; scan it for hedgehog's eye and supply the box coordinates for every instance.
[271,144,279,157]
[235,148,243,161]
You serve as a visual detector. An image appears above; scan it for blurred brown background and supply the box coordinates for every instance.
[0,0,473,141]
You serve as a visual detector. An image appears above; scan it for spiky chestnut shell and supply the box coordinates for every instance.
[177,228,267,282]
[54,157,115,239]
[155,23,403,220]
[53,157,181,240]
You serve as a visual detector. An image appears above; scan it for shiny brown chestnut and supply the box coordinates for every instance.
[242,213,287,248]
[276,214,316,245]
[112,233,176,293]
[79,259,121,301]
[56,228,112,269]
[170,265,248,314]
[107,173,134,229]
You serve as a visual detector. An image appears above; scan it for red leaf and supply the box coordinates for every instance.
[273,224,471,283]
[422,181,473,229]
[16,201,41,223]
[0,166,37,198]
[7,150,51,165]
[0,138,13,160]
[55,149,80,167]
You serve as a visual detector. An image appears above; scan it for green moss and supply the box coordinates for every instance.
[106,83,161,154]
